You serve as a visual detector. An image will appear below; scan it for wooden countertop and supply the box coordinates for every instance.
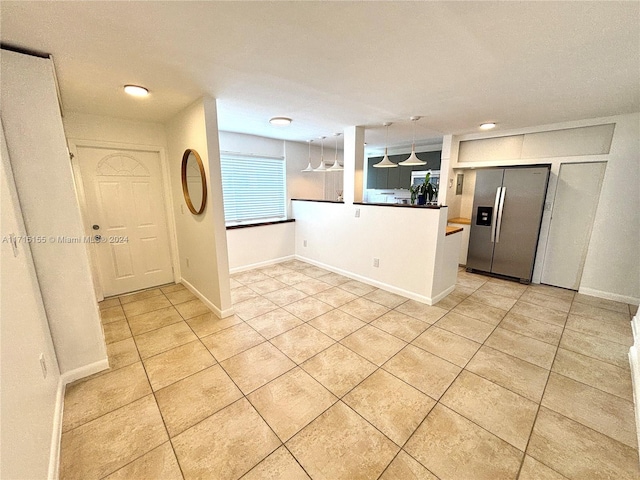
[448,217,471,225]
[446,226,463,236]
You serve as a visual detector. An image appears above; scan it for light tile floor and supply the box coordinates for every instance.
[60,261,640,479]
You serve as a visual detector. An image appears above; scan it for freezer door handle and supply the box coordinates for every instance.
[496,187,506,242]
[490,187,501,242]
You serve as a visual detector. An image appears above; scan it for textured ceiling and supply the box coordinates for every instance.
[2,1,638,149]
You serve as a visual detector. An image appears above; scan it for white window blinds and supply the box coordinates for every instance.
[220,153,286,226]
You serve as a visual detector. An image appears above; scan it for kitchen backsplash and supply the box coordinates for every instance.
[365,188,411,204]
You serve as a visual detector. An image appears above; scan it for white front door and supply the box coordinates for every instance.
[541,162,606,290]
[76,146,174,296]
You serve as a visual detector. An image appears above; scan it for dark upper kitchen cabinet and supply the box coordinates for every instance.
[398,165,412,188]
[367,151,442,189]
[375,167,388,189]
[387,163,400,188]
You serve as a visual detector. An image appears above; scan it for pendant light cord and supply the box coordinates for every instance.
[385,123,389,155]
[412,117,416,151]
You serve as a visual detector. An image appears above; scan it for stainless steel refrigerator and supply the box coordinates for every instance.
[466,166,550,283]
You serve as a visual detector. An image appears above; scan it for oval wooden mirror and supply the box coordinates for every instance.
[181,149,207,215]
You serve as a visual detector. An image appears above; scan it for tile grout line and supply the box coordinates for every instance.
[419,285,531,466]
[149,298,222,480]
[392,279,531,476]
[127,291,186,480]
[224,280,426,477]
[232,272,534,476]
[335,279,510,475]
[87,268,632,479]
[123,287,218,479]
[98,293,187,480]
[199,272,344,478]
[91,272,409,478]
[431,279,637,467]
[516,290,576,480]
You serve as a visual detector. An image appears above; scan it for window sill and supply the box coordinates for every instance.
[226,219,295,230]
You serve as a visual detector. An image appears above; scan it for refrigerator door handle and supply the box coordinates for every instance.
[495,187,506,242]
[490,187,501,242]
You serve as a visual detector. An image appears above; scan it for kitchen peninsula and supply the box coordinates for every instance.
[291,199,460,305]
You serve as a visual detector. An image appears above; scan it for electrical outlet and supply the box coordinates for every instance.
[355,208,360,218]
[186,257,190,268]
[373,258,379,268]
[39,353,47,379]
[303,240,308,247]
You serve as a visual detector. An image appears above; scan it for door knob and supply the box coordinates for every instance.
[92,224,100,230]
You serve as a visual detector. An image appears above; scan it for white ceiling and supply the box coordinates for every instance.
[1,1,638,150]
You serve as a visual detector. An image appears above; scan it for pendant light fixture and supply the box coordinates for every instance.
[373,122,397,168]
[301,139,314,172]
[399,116,427,166]
[328,133,343,171]
[313,136,327,172]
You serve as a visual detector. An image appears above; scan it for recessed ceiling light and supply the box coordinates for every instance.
[480,122,496,130]
[269,116,292,126]
[124,85,149,97]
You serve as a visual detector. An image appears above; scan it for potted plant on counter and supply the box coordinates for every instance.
[409,184,421,205]
[425,181,438,204]
[410,172,431,205]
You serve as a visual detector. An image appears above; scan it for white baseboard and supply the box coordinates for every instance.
[48,358,109,479]
[60,358,109,385]
[229,255,295,274]
[629,348,640,457]
[181,277,235,318]
[47,379,65,480]
[431,284,456,305]
[578,287,639,306]
[630,315,640,456]
[295,255,446,305]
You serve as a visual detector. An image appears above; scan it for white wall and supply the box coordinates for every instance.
[219,132,343,272]
[292,201,455,304]
[581,113,640,303]
[1,120,62,480]
[219,130,284,158]
[218,131,338,213]
[166,98,232,317]
[285,140,326,207]
[458,169,477,219]
[445,113,640,304]
[434,232,462,294]
[1,51,107,374]
[63,111,167,147]
[227,222,296,272]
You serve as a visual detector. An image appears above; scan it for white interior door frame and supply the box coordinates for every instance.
[68,139,180,300]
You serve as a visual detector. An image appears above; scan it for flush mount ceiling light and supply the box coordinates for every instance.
[480,122,496,130]
[399,116,427,166]
[301,140,314,172]
[314,136,327,172]
[124,85,149,97]
[328,133,343,171]
[373,122,398,168]
[269,116,292,126]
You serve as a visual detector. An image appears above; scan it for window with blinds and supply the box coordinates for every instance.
[220,153,286,226]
